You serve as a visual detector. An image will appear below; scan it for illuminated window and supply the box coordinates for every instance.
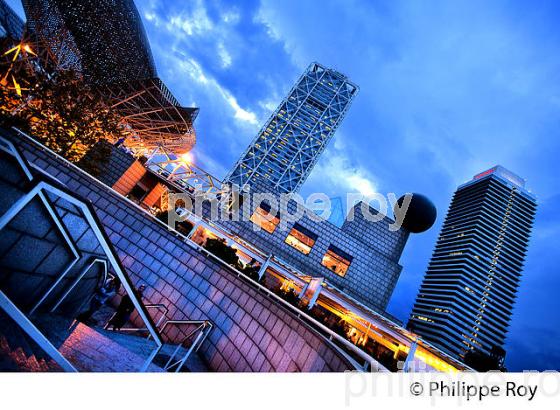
[321,245,353,277]
[250,201,280,233]
[413,315,434,323]
[284,223,317,255]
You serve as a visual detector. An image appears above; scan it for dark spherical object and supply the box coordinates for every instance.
[394,193,437,234]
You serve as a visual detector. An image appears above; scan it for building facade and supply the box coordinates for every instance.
[22,0,156,85]
[86,142,411,312]
[0,0,24,40]
[408,166,537,360]
[21,0,198,155]
[226,62,358,194]
[220,177,409,312]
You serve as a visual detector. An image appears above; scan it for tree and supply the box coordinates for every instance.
[203,237,239,266]
[76,139,113,178]
[1,40,128,162]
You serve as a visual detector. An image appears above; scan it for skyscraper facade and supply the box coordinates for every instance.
[0,0,24,40]
[21,0,198,155]
[226,62,358,194]
[408,166,536,361]
[23,0,156,85]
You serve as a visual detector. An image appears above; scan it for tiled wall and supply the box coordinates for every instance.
[8,132,353,372]
[219,179,407,312]
[84,142,409,312]
[0,147,105,315]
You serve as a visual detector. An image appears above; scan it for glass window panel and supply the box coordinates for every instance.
[284,223,317,255]
[250,203,280,233]
[321,245,352,277]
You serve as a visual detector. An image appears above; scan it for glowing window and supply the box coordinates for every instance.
[250,201,280,233]
[284,223,317,255]
[321,245,353,277]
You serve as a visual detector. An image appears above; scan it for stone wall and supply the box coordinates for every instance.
[6,130,353,372]
[0,146,105,316]
[219,178,406,311]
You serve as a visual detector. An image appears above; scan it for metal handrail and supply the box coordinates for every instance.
[0,133,164,372]
[188,240,384,372]
[103,303,169,331]
[158,319,213,372]
[102,297,214,373]
[9,129,383,371]
[146,304,169,328]
[159,319,213,347]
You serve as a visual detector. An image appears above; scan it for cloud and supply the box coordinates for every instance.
[133,0,560,370]
[255,0,560,370]
[310,138,378,197]
[167,54,259,127]
[225,94,258,125]
[165,0,213,37]
[217,42,232,68]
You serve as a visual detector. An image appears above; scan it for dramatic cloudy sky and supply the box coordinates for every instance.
[8,0,560,371]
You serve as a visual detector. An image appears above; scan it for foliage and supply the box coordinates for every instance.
[277,287,301,307]
[76,140,113,177]
[204,237,239,266]
[238,263,262,282]
[1,45,127,162]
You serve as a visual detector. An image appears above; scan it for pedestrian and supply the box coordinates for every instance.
[108,283,146,331]
[76,277,117,324]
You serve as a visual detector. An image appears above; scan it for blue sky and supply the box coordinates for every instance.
[8,0,560,371]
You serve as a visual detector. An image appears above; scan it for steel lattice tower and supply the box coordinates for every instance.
[0,0,25,40]
[226,62,358,193]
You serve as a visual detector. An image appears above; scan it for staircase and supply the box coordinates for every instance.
[1,312,209,372]
[38,315,164,372]
[0,335,61,372]
[0,132,211,372]
[95,327,209,372]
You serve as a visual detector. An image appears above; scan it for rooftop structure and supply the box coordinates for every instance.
[21,0,198,155]
[0,0,25,40]
[79,136,466,372]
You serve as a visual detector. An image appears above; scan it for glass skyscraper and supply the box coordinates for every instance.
[408,166,537,361]
[226,62,358,193]
[23,0,156,84]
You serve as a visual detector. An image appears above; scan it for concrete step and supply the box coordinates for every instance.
[96,327,209,372]
[1,310,208,372]
[0,312,164,372]
[0,335,62,372]
[33,315,164,372]
[87,305,209,371]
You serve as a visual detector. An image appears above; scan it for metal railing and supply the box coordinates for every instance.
[6,129,382,371]
[0,133,163,372]
[186,238,384,372]
[103,301,214,372]
[158,320,213,372]
[7,129,448,372]
[103,303,169,332]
